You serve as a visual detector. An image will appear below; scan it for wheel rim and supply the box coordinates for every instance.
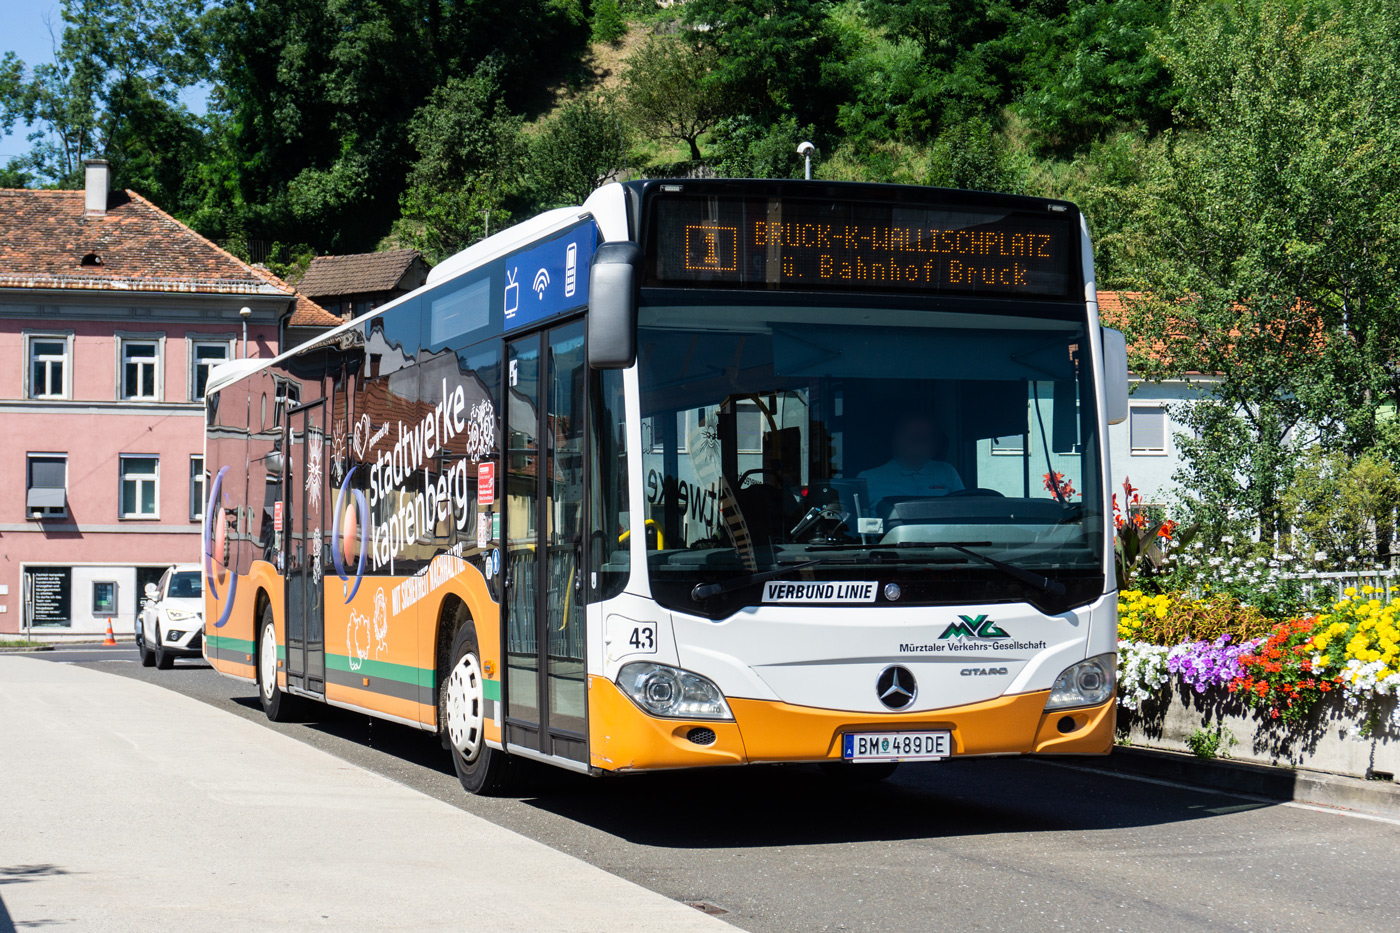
[260,623,277,701]
[445,653,485,761]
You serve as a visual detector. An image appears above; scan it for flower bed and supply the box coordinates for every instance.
[1115,589,1400,781]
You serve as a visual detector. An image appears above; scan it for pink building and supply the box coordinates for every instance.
[0,161,339,639]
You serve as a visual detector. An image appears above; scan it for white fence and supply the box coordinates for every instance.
[1281,569,1400,608]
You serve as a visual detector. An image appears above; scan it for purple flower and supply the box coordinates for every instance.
[1167,634,1261,692]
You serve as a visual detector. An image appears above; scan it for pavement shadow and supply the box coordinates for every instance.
[512,757,1278,848]
[0,865,69,933]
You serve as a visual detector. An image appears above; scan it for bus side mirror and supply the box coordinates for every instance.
[588,241,641,370]
[1101,327,1129,425]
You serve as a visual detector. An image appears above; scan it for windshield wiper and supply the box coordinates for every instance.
[691,557,833,602]
[805,540,1066,598]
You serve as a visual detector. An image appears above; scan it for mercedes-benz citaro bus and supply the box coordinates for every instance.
[202,179,1131,795]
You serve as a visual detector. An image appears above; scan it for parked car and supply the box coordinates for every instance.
[135,564,205,670]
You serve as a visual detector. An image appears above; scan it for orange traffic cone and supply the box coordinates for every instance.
[103,619,116,646]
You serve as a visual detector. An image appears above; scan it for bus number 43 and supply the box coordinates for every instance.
[628,624,656,652]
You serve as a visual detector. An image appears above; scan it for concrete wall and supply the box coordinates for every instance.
[0,296,280,637]
[1121,683,1400,784]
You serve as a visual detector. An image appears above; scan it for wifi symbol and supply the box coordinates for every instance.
[532,268,550,298]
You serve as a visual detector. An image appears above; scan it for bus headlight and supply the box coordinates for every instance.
[1045,653,1116,710]
[617,662,733,720]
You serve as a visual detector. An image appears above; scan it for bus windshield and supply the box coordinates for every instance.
[637,298,1105,617]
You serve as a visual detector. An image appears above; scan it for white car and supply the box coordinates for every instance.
[136,564,205,670]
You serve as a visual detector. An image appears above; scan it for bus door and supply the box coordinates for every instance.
[504,321,588,764]
[285,399,327,697]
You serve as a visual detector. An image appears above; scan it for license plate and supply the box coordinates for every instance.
[842,731,951,762]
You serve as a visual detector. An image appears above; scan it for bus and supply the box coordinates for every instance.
[202,179,1130,794]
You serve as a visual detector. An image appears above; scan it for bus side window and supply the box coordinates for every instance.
[589,368,629,601]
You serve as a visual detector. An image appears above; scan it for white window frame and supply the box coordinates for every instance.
[189,455,207,522]
[1129,405,1169,456]
[23,330,74,400]
[188,335,235,401]
[116,332,165,402]
[119,454,160,519]
[25,452,69,519]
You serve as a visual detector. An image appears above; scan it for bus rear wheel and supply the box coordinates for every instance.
[258,604,299,722]
[443,623,514,796]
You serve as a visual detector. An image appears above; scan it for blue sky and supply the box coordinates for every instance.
[1,0,211,164]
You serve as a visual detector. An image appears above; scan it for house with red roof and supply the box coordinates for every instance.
[1098,290,1218,509]
[0,160,339,639]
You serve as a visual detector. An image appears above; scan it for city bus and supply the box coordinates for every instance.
[202,179,1130,794]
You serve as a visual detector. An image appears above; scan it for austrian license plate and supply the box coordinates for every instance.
[842,731,951,762]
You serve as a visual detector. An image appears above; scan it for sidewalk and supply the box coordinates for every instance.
[0,656,727,932]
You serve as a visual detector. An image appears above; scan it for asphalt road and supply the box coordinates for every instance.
[33,644,1400,932]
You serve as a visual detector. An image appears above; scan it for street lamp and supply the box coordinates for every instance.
[797,141,816,180]
[239,306,251,358]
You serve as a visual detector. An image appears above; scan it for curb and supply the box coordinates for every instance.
[1069,745,1400,819]
[0,646,55,653]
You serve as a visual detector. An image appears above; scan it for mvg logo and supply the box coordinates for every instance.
[938,614,1010,640]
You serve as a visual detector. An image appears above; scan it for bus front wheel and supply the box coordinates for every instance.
[443,623,514,796]
[257,604,299,722]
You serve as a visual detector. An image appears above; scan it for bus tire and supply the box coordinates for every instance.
[257,603,299,722]
[819,760,899,783]
[154,626,174,670]
[443,623,514,796]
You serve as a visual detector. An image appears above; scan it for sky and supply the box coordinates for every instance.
[1,0,211,165]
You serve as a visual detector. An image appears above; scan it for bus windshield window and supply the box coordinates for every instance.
[637,301,1105,616]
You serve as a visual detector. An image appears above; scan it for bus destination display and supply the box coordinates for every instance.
[648,196,1075,298]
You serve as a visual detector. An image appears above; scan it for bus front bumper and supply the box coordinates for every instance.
[587,675,1115,773]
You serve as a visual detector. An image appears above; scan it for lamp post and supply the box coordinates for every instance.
[239,306,251,358]
[797,141,816,180]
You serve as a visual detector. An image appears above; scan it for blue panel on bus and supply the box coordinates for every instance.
[502,222,598,332]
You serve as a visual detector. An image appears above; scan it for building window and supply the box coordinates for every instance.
[191,339,232,399]
[27,335,70,399]
[990,434,1027,456]
[120,338,161,400]
[120,455,159,518]
[1130,406,1168,455]
[189,456,206,521]
[26,454,68,518]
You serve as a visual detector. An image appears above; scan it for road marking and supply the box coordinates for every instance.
[1039,760,1400,826]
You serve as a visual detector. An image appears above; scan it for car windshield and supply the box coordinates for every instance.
[168,571,203,599]
[637,298,1105,617]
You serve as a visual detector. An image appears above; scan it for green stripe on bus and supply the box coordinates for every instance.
[206,634,255,655]
[325,653,435,688]
[276,645,285,661]
[483,678,501,702]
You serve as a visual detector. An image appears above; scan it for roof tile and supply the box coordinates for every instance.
[294,249,424,298]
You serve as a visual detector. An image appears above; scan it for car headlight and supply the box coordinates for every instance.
[1045,653,1116,710]
[165,609,198,622]
[616,662,732,720]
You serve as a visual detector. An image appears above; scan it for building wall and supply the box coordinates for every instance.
[0,302,279,637]
[1105,377,1214,509]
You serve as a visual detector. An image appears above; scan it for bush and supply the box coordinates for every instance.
[1230,618,1337,725]
[591,0,627,46]
[1118,590,1277,645]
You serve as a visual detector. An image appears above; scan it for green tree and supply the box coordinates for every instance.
[1284,447,1400,565]
[0,0,210,195]
[622,33,727,162]
[530,96,626,206]
[1120,0,1400,540]
[391,71,527,263]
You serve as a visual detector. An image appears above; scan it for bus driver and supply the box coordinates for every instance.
[858,413,964,507]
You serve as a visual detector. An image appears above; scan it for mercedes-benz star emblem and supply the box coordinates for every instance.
[876,665,917,710]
